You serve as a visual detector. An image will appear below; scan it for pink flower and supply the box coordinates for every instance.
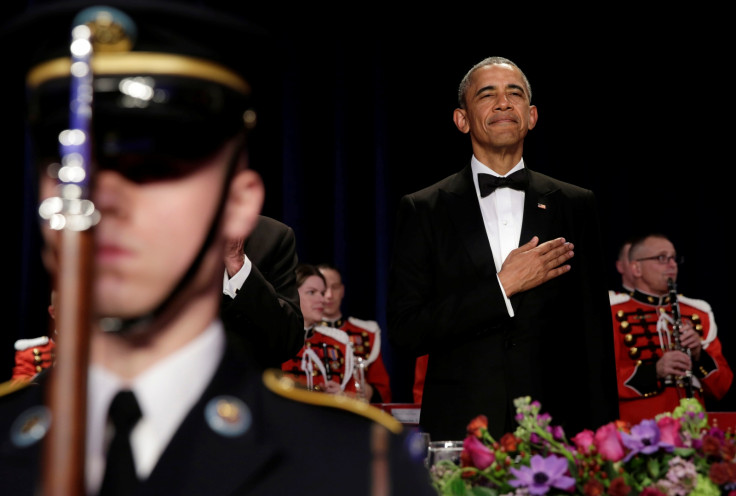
[572,429,595,454]
[639,488,666,496]
[462,435,495,470]
[594,422,625,462]
[656,416,684,447]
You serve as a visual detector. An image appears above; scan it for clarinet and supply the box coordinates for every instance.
[667,278,694,398]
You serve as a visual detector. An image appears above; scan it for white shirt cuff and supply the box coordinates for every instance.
[223,254,252,298]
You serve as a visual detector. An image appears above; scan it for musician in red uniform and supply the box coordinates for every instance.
[281,264,359,396]
[9,291,56,383]
[610,233,732,424]
[317,263,392,403]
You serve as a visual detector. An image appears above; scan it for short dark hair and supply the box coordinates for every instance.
[628,233,671,261]
[296,264,326,288]
[457,56,532,109]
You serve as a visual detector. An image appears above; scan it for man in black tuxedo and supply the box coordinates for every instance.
[222,215,304,369]
[0,3,436,495]
[387,56,618,441]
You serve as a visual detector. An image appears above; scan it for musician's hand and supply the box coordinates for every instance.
[498,236,574,297]
[224,236,245,277]
[678,321,702,361]
[657,350,692,379]
[321,380,342,395]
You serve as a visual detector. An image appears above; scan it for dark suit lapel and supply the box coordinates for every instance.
[442,165,497,276]
[519,169,559,246]
[512,170,560,311]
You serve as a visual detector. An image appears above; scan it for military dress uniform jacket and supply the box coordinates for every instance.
[0,332,436,496]
[387,164,619,441]
[610,290,733,425]
[323,317,393,403]
[281,326,358,394]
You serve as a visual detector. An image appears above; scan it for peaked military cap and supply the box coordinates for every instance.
[2,0,269,177]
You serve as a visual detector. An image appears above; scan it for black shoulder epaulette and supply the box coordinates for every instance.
[262,369,403,434]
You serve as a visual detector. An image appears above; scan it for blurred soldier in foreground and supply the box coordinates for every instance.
[0,2,434,495]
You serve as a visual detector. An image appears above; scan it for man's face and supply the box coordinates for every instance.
[298,275,326,328]
[454,63,537,152]
[631,236,679,295]
[320,267,344,319]
[38,141,237,320]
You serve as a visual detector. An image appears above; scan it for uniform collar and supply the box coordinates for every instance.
[320,317,345,328]
[630,289,671,306]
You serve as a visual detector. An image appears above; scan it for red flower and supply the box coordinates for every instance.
[466,415,488,439]
[727,462,736,482]
[656,416,684,447]
[500,432,521,452]
[593,422,625,462]
[607,477,630,496]
[614,419,630,433]
[722,440,736,461]
[462,435,495,470]
[710,462,731,485]
[582,478,604,496]
[703,434,723,457]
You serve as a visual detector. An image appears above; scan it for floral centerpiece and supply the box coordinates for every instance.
[429,396,736,496]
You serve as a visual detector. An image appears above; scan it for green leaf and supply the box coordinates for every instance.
[447,477,469,496]
[469,486,497,496]
[646,457,661,479]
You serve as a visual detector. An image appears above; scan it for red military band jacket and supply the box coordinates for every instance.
[321,317,392,403]
[610,289,733,424]
[11,336,55,382]
[281,326,358,394]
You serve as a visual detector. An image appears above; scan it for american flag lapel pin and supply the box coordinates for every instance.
[537,203,547,210]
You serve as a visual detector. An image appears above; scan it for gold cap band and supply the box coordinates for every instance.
[27,51,250,95]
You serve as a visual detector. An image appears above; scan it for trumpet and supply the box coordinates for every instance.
[667,277,694,398]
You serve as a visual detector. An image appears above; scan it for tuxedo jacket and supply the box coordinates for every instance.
[221,215,304,369]
[387,164,619,441]
[0,332,436,496]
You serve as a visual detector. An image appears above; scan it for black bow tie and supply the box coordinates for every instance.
[478,169,528,197]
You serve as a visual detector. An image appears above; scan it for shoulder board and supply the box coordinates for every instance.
[14,336,50,351]
[313,325,351,345]
[677,295,712,313]
[262,369,402,434]
[609,291,631,306]
[0,378,33,398]
[346,317,380,334]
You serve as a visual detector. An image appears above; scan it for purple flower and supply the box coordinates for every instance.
[509,454,575,495]
[621,419,674,462]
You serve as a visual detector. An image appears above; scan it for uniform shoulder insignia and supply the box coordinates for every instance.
[609,291,630,306]
[677,295,712,312]
[347,317,380,333]
[14,336,50,351]
[262,369,402,434]
[0,378,34,398]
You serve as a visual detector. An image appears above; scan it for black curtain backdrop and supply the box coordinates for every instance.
[5,6,734,411]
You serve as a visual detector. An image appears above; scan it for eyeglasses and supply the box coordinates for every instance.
[636,255,685,265]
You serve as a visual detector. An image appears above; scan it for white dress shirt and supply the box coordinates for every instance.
[471,155,526,317]
[86,321,226,494]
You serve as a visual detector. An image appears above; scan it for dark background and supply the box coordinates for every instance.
[4,5,733,411]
